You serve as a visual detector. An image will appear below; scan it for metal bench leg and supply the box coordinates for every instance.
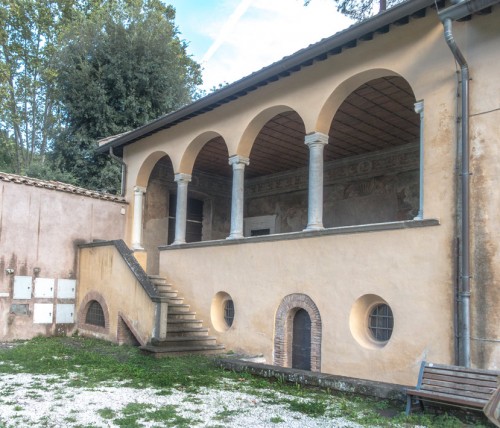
[405,396,412,415]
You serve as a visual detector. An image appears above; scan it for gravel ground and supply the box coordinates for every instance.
[0,371,362,427]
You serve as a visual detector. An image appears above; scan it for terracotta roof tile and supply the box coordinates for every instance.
[0,172,126,203]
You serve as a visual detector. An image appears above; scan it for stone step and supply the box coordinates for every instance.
[167,319,203,329]
[148,276,173,287]
[153,336,218,348]
[140,343,225,357]
[166,297,184,305]
[155,284,177,293]
[166,327,209,337]
[168,303,190,313]
[167,311,197,320]
[157,289,178,298]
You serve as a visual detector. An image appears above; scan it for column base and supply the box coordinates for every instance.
[171,240,186,245]
[304,224,324,232]
[226,233,244,240]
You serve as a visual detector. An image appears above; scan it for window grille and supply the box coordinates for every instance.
[85,301,105,327]
[224,299,234,327]
[368,303,393,342]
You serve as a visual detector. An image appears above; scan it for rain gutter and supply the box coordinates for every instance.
[109,147,127,197]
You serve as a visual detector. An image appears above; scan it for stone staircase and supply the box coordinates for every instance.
[140,275,225,357]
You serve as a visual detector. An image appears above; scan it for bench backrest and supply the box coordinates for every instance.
[417,362,499,405]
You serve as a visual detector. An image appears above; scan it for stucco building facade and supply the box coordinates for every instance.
[70,0,500,385]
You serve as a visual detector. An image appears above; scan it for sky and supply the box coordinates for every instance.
[168,0,354,91]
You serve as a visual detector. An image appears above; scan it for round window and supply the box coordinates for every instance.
[368,303,393,342]
[211,292,235,332]
[349,294,394,349]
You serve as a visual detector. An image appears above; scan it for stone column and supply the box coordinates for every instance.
[414,100,424,220]
[173,173,191,245]
[304,132,329,231]
[228,155,250,239]
[131,186,146,249]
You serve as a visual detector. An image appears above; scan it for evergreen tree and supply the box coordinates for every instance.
[53,0,202,192]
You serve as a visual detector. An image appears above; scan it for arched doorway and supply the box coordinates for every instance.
[274,293,322,372]
[292,309,312,370]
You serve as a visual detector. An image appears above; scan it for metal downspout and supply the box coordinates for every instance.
[109,147,127,197]
[442,17,471,368]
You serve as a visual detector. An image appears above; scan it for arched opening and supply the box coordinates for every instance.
[244,111,308,235]
[292,308,312,370]
[143,155,175,273]
[78,292,109,335]
[85,300,105,327]
[323,75,419,227]
[189,136,231,241]
[274,293,321,372]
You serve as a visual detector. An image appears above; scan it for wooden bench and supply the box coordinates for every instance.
[406,361,500,415]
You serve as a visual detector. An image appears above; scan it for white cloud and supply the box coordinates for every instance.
[199,0,353,90]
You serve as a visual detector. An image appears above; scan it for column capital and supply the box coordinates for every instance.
[134,186,146,194]
[414,100,424,115]
[305,132,329,147]
[228,155,250,167]
[174,173,192,183]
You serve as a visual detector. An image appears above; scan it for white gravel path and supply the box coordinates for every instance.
[0,372,362,427]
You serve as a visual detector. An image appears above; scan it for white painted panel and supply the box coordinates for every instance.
[56,304,75,324]
[33,303,53,324]
[13,276,32,299]
[34,278,55,298]
[57,279,76,299]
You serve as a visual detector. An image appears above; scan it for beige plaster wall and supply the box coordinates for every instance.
[0,180,126,340]
[77,245,156,344]
[160,222,451,386]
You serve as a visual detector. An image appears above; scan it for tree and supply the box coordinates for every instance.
[52,0,202,192]
[0,0,75,174]
[305,0,403,21]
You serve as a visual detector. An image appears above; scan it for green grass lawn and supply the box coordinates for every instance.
[0,336,489,427]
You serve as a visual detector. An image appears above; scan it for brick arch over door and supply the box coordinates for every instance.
[274,293,322,372]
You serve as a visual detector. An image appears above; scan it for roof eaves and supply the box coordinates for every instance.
[97,0,436,154]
